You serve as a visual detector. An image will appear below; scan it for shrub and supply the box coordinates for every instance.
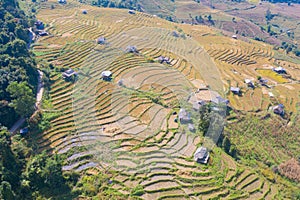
[278,158,300,182]
[131,185,145,196]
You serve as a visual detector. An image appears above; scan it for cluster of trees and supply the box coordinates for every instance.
[0,128,79,199]
[0,0,38,128]
[280,42,300,56]
[197,104,237,158]
[88,0,140,10]
[263,0,300,4]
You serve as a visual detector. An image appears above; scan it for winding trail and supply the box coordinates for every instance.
[9,70,44,134]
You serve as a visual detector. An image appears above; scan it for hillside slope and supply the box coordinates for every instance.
[28,0,300,199]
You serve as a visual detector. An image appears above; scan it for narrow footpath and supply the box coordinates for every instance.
[9,70,44,134]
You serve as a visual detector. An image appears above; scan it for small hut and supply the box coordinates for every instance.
[58,0,66,4]
[97,36,106,44]
[194,147,209,164]
[230,87,241,95]
[128,10,136,14]
[273,67,286,74]
[172,31,179,37]
[157,56,170,64]
[214,96,229,105]
[178,108,191,124]
[232,35,237,39]
[38,31,48,36]
[20,127,28,136]
[188,123,196,132]
[101,70,112,81]
[273,104,284,116]
[245,79,254,88]
[126,45,138,53]
[62,69,78,79]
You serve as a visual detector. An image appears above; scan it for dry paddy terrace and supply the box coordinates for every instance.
[33,0,299,199]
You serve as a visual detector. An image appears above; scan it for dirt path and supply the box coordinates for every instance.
[9,70,44,134]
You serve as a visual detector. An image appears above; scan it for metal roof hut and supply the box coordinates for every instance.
[172,31,179,37]
[273,104,285,116]
[157,56,170,64]
[126,45,138,53]
[214,96,229,105]
[38,31,48,36]
[273,66,286,74]
[101,70,112,81]
[194,147,209,164]
[128,10,136,14]
[188,123,196,132]
[245,79,254,88]
[20,127,28,136]
[230,87,241,95]
[58,0,66,4]
[178,108,191,124]
[62,69,78,79]
[97,36,106,44]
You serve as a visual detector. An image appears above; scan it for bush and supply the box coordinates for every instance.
[131,185,145,196]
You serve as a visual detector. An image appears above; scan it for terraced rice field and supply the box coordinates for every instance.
[33,0,292,198]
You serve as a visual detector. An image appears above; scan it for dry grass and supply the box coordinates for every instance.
[279,158,300,182]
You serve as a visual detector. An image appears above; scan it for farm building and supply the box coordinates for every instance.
[273,104,285,116]
[188,89,228,110]
[178,108,191,123]
[62,69,78,79]
[273,67,286,74]
[38,31,48,36]
[157,56,170,64]
[97,36,106,44]
[128,10,136,14]
[101,70,112,81]
[194,147,209,164]
[258,78,270,87]
[58,0,66,3]
[214,96,229,105]
[188,123,196,132]
[230,87,241,95]
[126,45,138,53]
[245,79,254,88]
[20,127,28,136]
[172,31,179,37]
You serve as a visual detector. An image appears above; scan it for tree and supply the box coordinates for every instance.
[222,136,231,153]
[208,14,212,21]
[6,39,29,58]
[265,9,273,21]
[25,152,70,196]
[6,82,35,117]
[0,129,22,190]
[0,181,15,200]
[198,104,211,134]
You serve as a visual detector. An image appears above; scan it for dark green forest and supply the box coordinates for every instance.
[263,0,300,3]
[0,0,37,128]
[81,0,140,10]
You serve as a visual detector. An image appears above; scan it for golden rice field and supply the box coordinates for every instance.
[32,0,299,199]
